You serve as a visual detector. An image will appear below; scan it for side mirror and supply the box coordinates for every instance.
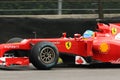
[74,33,81,38]
[62,32,66,38]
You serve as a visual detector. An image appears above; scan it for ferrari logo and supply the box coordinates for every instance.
[112,27,117,35]
[65,41,72,50]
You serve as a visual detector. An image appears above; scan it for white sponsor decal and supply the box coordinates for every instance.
[52,42,60,44]
[110,58,120,64]
[4,45,19,49]
[75,56,87,64]
[115,33,120,40]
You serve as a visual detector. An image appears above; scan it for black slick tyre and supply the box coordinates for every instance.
[7,37,23,43]
[30,42,59,70]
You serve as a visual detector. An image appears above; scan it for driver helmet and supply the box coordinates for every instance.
[83,30,94,38]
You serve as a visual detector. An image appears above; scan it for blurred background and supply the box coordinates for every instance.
[0,0,120,43]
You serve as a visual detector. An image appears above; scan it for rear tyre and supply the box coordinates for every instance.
[30,42,59,70]
[7,37,28,57]
[7,37,23,43]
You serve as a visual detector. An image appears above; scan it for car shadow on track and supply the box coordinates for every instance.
[56,63,120,69]
[1,63,120,71]
[0,64,36,71]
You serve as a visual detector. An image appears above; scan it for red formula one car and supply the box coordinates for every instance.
[0,23,120,70]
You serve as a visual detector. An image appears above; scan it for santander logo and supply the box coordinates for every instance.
[110,58,120,64]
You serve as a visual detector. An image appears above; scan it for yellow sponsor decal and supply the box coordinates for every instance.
[65,41,72,50]
[99,43,109,53]
[112,27,117,35]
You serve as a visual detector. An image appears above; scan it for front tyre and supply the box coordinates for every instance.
[30,42,59,70]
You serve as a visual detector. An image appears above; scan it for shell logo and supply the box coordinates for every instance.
[99,43,109,53]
